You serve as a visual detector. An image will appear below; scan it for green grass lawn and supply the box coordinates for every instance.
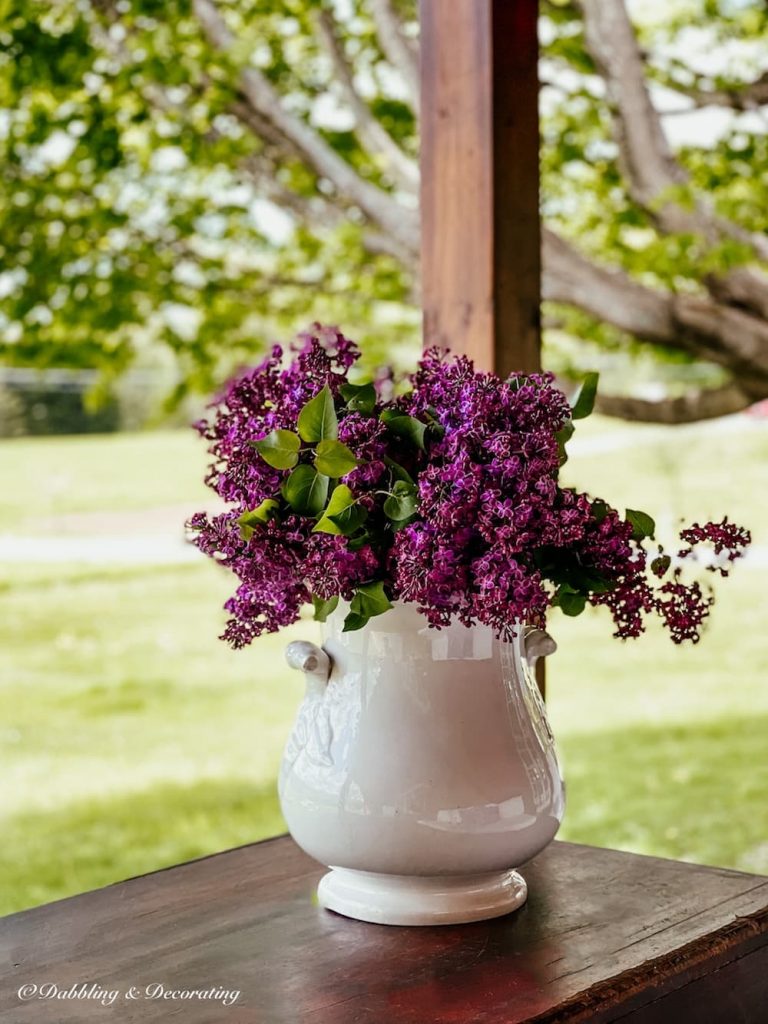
[1,419,766,914]
[0,430,210,531]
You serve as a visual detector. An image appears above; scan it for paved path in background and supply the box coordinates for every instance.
[0,500,207,565]
[0,533,201,565]
[566,409,765,455]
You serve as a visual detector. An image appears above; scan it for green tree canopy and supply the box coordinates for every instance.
[2,0,768,419]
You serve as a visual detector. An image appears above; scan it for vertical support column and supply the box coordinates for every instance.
[419,0,544,691]
[419,0,541,376]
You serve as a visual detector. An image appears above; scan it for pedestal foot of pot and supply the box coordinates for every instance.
[317,867,528,926]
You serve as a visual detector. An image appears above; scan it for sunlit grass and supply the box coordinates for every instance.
[0,430,210,532]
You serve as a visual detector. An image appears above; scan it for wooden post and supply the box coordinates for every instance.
[419,0,541,376]
[420,0,543,690]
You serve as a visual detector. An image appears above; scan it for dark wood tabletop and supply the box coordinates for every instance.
[1,837,767,1023]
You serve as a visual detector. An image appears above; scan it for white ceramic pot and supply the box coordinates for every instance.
[279,602,564,926]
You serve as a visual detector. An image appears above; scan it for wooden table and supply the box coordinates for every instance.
[1,838,767,1023]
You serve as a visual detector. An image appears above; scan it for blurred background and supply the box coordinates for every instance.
[1,0,767,914]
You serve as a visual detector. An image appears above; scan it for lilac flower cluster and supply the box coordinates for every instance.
[391,351,577,634]
[678,519,751,576]
[189,327,750,647]
[588,517,751,643]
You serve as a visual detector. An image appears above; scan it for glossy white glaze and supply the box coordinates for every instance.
[317,867,528,926]
[278,603,564,925]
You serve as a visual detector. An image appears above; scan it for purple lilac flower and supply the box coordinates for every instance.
[678,518,752,576]
[188,328,750,648]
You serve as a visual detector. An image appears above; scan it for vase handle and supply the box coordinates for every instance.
[285,641,332,697]
[522,627,557,673]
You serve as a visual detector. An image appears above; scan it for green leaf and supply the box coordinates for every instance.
[314,438,358,477]
[557,585,587,617]
[555,419,575,465]
[250,429,300,470]
[422,406,446,439]
[383,479,418,521]
[626,508,656,541]
[350,581,393,619]
[571,372,599,420]
[314,484,367,535]
[578,571,613,595]
[591,499,609,523]
[298,385,338,442]
[311,594,339,622]
[340,382,377,414]
[380,409,427,450]
[330,504,368,536]
[318,482,355,516]
[342,611,369,632]
[281,465,329,516]
[651,554,672,577]
[237,499,279,540]
[383,456,415,486]
[348,529,381,551]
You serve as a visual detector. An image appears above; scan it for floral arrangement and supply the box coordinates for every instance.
[188,326,750,647]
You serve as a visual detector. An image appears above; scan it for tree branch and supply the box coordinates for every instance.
[241,153,336,220]
[664,71,768,111]
[228,99,303,161]
[579,0,684,209]
[196,0,768,409]
[370,0,420,108]
[543,229,674,340]
[240,153,417,268]
[594,383,753,423]
[579,0,768,298]
[542,229,768,395]
[192,0,419,255]
[705,266,768,322]
[315,7,419,193]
